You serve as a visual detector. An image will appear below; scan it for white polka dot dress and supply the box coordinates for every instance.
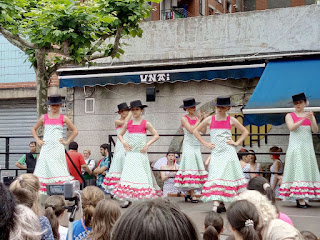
[279,112,320,200]
[174,115,208,190]
[33,114,73,194]
[102,127,128,193]
[201,116,247,202]
[112,120,162,201]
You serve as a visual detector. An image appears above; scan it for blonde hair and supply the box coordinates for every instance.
[236,190,278,229]
[83,149,91,155]
[44,196,66,240]
[81,186,105,228]
[10,204,43,240]
[9,174,41,216]
[88,200,121,240]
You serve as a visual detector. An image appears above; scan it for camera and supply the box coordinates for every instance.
[46,180,80,199]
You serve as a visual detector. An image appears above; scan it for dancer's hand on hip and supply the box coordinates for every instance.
[226,138,238,146]
[123,142,132,151]
[204,142,215,149]
[59,138,68,145]
[140,144,149,153]
[37,139,45,146]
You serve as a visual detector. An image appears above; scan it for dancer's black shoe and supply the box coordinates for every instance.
[217,203,226,213]
[185,195,192,202]
[296,200,307,209]
[121,201,132,208]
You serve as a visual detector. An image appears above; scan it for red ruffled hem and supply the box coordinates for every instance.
[113,185,162,199]
[175,174,208,179]
[174,180,207,185]
[202,189,246,198]
[203,183,247,191]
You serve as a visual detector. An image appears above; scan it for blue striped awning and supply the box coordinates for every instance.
[59,64,265,88]
[243,59,320,126]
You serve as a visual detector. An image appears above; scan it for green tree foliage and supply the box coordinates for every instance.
[0,0,158,115]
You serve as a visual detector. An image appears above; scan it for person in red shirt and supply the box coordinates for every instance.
[66,142,92,184]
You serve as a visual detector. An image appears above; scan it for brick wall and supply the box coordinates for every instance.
[291,0,306,6]
[152,3,160,21]
[0,82,36,89]
[256,0,268,10]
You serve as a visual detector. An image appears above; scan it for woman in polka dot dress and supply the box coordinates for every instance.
[174,98,208,203]
[194,96,248,212]
[112,100,162,202]
[32,95,77,194]
[279,93,320,208]
[102,102,131,193]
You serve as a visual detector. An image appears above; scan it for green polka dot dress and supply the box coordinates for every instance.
[102,127,127,193]
[201,116,247,203]
[113,120,162,201]
[279,112,320,200]
[174,115,208,190]
[33,114,73,194]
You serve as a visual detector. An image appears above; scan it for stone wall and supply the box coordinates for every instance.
[96,5,320,65]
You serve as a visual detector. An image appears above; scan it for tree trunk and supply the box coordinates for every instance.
[35,67,49,118]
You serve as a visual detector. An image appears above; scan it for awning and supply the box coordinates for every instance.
[59,64,265,88]
[243,59,320,126]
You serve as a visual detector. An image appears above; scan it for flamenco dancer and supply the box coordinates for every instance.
[32,95,76,194]
[279,92,320,208]
[174,98,208,203]
[194,96,248,212]
[102,102,131,193]
[112,100,162,206]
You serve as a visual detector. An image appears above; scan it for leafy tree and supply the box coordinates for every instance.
[0,0,158,116]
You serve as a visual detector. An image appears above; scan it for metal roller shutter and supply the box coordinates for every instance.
[0,99,37,170]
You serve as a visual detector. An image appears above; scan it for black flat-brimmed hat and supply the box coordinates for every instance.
[45,94,66,105]
[116,102,130,113]
[213,96,235,106]
[292,92,307,102]
[130,100,148,109]
[179,98,200,109]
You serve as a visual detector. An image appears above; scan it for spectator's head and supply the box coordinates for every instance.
[100,143,110,157]
[44,196,66,240]
[203,211,224,240]
[88,199,121,240]
[248,150,257,163]
[166,151,176,163]
[29,141,37,153]
[261,219,303,240]
[82,186,105,228]
[83,149,91,159]
[10,204,43,240]
[227,200,260,240]
[247,177,275,205]
[0,183,16,240]
[236,190,277,229]
[300,231,318,240]
[269,146,282,160]
[238,148,249,161]
[69,141,78,151]
[112,199,200,240]
[9,174,41,216]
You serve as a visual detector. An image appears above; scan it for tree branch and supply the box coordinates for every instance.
[110,27,123,58]
[0,25,37,50]
[86,32,114,56]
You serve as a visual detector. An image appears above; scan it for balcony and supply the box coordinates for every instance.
[160,8,192,20]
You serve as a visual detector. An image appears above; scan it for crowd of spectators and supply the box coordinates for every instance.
[1,173,319,240]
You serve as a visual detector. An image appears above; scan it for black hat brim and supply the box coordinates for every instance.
[179,102,201,108]
[213,102,236,107]
[130,105,148,109]
[45,100,66,105]
[115,107,130,113]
